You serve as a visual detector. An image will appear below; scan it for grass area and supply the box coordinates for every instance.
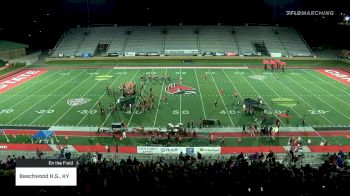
[0,63,26,76]
[39,59,350,68]
[0,67,350,129]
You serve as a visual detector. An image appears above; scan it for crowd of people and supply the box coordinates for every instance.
[1,150,350,195]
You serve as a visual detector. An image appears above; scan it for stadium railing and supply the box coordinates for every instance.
[49,31,66,55]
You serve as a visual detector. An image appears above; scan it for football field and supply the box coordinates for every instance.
[1,67,350,129]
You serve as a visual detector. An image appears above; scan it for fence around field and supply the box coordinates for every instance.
[45,55,321,62]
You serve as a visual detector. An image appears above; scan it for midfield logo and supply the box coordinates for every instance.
[67,98,91,106]
[165,83,196,95]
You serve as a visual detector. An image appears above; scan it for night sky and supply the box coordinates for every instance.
[0,0,349,49]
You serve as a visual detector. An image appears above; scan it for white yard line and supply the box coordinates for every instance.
[239,70,286,127]
[29,70,94,125]
[194,68,207,119]
[52,69,108,125]
[180,67,182,123]
[102,69,142,127]
[153,68,168,127]
[113,66,249,69]
[269,73,335,126]
[222,69,244,100]
[6,70,85,125]
[126,69,153,127]
[302,70,350,107]
[208,68,235,127]
[3,71,67,110]
[0,71,58,105]
[248,69,303,118]
[76,68,128,126]
[246,70,326,140]
[286,75,350,121]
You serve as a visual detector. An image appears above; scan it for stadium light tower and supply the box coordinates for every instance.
[86,0,90,30]
[345,16,350,24]
[272,0,276,25]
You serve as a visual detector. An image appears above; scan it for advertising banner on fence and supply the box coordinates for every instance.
[137,146,220,155]
[270,53,282,57]
[125,52,136,56]
[193,147,221,155]
[137,146,187,154]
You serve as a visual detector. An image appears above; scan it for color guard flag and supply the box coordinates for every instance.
[278,113,290,118]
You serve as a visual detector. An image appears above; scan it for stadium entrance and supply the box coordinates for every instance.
[96,42,110,56]
[252,41,268,56]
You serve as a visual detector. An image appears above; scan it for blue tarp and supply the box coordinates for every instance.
[32,130,53,139]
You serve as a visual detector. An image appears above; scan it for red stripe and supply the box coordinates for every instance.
[221,146,285,154]
[73,144,109,152]
[315,69,350,86]
[0,143,52,151]
[118,146,137,154]
[308,145,350,153]
[4,130,39,135]
[210,131,350,137]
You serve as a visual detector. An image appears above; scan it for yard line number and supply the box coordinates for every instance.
[173,110,189,115]
[35,109,55,114]
[308,110,329,115]
[0,109,14,114]
[59,73,70,76]
[220,110,240,115]
[219,109,330,115]
[87,72,99,75]
[77,110,97,115]
[219,109,284,115]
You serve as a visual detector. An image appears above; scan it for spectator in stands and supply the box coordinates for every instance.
[2,150,350,195]
[338,150,345,158]
[179,152,184,161]
[197,152,202,160]
[65,150,71,160]
[266,150,275,162]
[36,148,43,159]
[237,152,244,160]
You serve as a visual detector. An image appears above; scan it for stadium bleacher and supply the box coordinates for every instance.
[278,27,313,57]
[51,28,87,57]
[198,26,239,54]
[163,26,198,56]
[50,25,313,57]
[124,26,164,54]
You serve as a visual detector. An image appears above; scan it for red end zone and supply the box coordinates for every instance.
[316,69,350,86]
[0,69,48,93]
